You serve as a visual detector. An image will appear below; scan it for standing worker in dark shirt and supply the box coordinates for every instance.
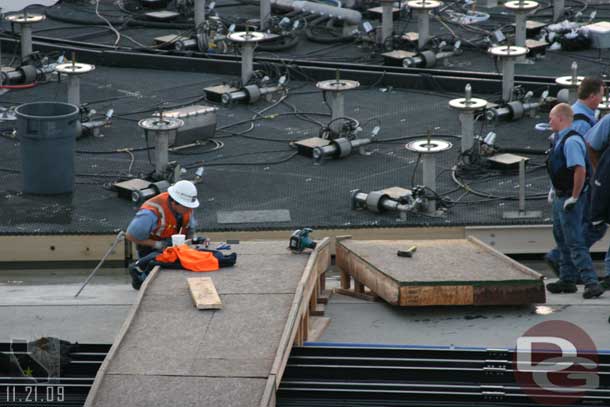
[546,103,604,298]
[545,77,607,276]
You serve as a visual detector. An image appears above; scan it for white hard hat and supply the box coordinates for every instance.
[168,180,200,208]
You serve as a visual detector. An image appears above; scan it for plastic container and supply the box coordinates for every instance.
[16,102,79,194]
[171,234,186,246]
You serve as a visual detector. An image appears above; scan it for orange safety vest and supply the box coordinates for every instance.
[155,245,219,272]
[140,192,192,240]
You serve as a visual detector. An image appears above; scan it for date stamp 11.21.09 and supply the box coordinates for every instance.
[4,385,65,403]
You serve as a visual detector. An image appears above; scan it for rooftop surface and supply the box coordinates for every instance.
[0,1,608,236]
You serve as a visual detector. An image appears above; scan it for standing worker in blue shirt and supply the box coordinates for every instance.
[546,103,604,298]
[587,111,610,274]
[587,113,610,170]
[545,77,607,276]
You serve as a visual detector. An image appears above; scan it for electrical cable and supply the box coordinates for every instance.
[0,83,37,89]
[95,0,121,47]
[182,151,299,169]
[44,6,193,30]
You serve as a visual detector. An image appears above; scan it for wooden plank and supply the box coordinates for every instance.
[268,237,330,393]
[399,285,474,306]
[0,234,126,262]
[310,303,325,316]
[474,284,546,305]
[340,270,351,289]
[187,277,223,310]
[337,242,399,304]
[340,239,541,284]
[84,266,161,407]
[335,287,379,302]
[259,375,277,407]
[0,227,467,264]
[308,317,331,342]
[467,236,544,280]
[319,272,326,294]
[354,280,365,294]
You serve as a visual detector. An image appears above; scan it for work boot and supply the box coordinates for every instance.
[543,254,560,277]
[129,265,144,290]
[546,280,577,294]
[600,276,610,290]
[582,283,604,299]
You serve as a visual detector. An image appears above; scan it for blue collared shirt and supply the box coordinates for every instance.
[554,126,586,169]
[586,114,610,153]
[571,100,597,135]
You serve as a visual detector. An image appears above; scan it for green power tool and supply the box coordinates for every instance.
[289,228,317,253]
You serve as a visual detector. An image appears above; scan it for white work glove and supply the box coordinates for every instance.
[563,196,578,211]
[547,188,555,204]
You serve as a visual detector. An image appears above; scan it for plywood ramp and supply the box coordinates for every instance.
[336,237,545,306]
[85,240,331,407]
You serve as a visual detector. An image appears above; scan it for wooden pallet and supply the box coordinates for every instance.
[335,236,545,306]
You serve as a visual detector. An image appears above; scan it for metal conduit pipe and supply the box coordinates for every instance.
[271,0,362,25]
[351,189,415,214]
[312,137,373,162]
[194,0,206,28]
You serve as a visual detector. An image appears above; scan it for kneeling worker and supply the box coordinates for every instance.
[126,180,199,258]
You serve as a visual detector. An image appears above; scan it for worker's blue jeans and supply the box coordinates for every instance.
[548,189,609,277]
[552,195,598,285]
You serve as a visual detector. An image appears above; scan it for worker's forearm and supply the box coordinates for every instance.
[587,145,600,170]
[571,166,586,198]
[126,233,159,248]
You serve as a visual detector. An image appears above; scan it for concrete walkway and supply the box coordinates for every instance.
[319,260,610,350]
[0,268,136,343]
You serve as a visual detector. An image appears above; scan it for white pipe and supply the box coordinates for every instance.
[381,1,393,45]
[194,0,206,29]
[261,0,271,29]
[271,0,362,25]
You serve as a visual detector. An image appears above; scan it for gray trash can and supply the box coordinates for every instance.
[16,102,79,194]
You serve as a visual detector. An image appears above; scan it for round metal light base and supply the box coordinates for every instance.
[406,139,452,153]
[504,0,539,10]
[6,14,46,24]
[449,97,487,110]
[555,75,584,88]
[407,0,442,9]
[56,63,96,75]
[489,45,528,58]
[138,117,184,131]
[316,79,360,92]
[227,31,266,43]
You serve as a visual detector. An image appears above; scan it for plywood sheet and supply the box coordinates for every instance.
[93,375,266,407]
[188,277,223,309]
[87,241,315,407]
[339,239,541,284]
[106,308,213,376]
[400,285,474,306]
[194,294,295,362]
[146,255,307,296]
[337,238,545,306]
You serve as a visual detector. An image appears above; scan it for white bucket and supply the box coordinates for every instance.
[171,234,186,246]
